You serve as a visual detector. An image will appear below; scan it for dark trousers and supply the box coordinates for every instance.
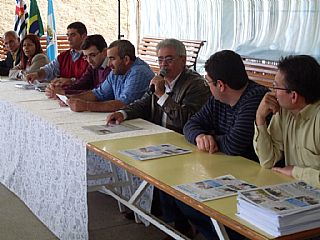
[176,200,246,240]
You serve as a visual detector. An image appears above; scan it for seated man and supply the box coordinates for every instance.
[106,38,210,238]
[0,31,21,76]
[179,50,269,239]
[26,21,88,87]
[254,55,320,188]
[46,34,111,98]
[66,39,155,112]
[107,38,210,133]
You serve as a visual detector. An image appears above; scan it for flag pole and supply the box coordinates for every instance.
[118,0,124,39]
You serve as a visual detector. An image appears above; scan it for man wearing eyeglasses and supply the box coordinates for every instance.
[25,21,88,87]
[106,38,210,238]
[106,38,210,133]
[180,50,268,240]
[254,55,320,188]
[45,34,111,99]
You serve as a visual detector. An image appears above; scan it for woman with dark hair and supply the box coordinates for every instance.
[9,34,49,79]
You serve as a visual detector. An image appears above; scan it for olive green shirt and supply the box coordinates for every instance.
[253,100,320,187]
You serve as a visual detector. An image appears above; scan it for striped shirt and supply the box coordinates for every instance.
[183,81,268,161]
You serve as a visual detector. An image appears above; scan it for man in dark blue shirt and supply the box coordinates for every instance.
[179,50,268,240]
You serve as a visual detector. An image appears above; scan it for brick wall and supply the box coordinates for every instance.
[0,0,130,46]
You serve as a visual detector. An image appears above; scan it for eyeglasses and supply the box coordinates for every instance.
[203,78,216,87]
[271,81,291,91]
[83,52,101,60]
[157,57,176,65]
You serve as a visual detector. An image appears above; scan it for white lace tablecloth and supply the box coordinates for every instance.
[0,80,171,239]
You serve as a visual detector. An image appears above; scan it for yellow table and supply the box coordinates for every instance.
[88,131,320,240]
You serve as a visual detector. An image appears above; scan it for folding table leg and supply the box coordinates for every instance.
[211,218,230,240]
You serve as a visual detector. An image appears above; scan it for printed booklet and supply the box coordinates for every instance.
[120,143,192,160]
[83,123,142,135]
[237,181,320,237]
[174,175,257,202]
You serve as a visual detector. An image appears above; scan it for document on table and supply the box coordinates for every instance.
[56,94,69,106]
[82,122,142,135]
[120,143,192,161]
[174,175,257,202]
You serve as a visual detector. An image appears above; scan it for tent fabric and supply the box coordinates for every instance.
[132,0,320,72]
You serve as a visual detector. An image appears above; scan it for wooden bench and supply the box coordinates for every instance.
[138,37,206,73]
[0,35,69,61]
[0,37,6,60]
[40,35,69,53]
[242,56,278,88]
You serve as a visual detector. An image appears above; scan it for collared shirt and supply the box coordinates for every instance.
[92,57,154,105]
[253,100,320,187]
[41,49,83,81]
[157,72,181,127]
[12,49,19,63]
[64,57,110,95]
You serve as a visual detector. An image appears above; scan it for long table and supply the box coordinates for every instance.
[87,131,320,240]
[0,78,170,239]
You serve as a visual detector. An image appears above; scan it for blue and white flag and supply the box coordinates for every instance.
[14,0,28,39]
[47,0,58,61]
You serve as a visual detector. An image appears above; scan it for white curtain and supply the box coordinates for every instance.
[130,0,320,72]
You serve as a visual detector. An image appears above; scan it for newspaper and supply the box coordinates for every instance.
[120,144,191,161]
[237,181,320,237]
[82,123,142,135]
[174,175,257,202]
[238,181,320,215]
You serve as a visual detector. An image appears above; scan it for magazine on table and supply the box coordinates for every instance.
[120,144,192,161]
[237,181,320,237]
[174,175,257,202]
[82,122,142,135]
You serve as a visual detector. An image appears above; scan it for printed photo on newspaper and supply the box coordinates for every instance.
[82,123,142,135]
[238,181,320,215]
[174,175,257,202]
[120,144,192,161]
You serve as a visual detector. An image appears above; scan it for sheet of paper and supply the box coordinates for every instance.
[56,94,69,106]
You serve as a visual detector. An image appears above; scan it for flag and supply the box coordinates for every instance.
[27,0,44,37]
[14,0,28,39]
[47,0,58,61]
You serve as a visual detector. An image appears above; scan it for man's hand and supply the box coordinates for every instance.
[195,134,219,154]
[51,78,73,88]
[272,165,294,177]
[106,112,125,125]
[256,92,280,125]
[25,72,38,84]
[68,98,88,112]
[150,75,166,98]
[45,84,57,99]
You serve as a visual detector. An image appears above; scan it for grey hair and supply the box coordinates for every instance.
[4,31,19,39]
[156,38,186,56]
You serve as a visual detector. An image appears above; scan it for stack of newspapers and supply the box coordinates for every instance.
[237,181,320,237]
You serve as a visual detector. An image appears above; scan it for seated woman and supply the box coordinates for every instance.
[9,34,49,80]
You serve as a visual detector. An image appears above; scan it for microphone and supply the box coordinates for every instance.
[149,69,167,94]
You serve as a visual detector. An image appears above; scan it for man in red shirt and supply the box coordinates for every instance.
[26,22,89,90]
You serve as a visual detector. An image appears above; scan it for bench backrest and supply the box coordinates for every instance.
[242,57,278,88]
[39,35,69,53]
[0,37,6,60]
[138,37,206,73]
[0,35,69,61]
